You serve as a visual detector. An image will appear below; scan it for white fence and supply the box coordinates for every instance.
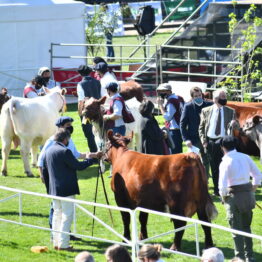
[0,185,262,261]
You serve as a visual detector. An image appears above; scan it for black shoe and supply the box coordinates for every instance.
[70,235,82,241]
[213,191,220,197]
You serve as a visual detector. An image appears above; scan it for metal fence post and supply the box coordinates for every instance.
[159,46,163,84]
[131,210,138,262]
[120,45,123,81]
[194,223,200,257]
[18,192,22,223]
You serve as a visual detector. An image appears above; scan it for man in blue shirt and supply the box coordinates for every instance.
[157,83,184,154]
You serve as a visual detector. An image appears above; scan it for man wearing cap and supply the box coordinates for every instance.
[199,89,235,196]
[23,75,46,98]
[94,62,118,97]
[157,83,184,154]
[38,67,60,89]
[77,65,101,152]
[38,116,95,234]
[219,136,262,262]
[42,128,101,251]
[103,82,127,136]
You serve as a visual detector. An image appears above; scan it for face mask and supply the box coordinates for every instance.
[160,93,167,99]
[194,97,203,106]
[66,126,74,134]
[43,77,50,84]
[218,98,227,106]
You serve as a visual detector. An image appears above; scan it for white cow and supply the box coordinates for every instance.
[0,87,66,177]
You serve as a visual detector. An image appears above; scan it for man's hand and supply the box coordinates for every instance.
[252,185,259,192]
[185,140,192,148]
[87,151,103,159]
[103,115,111,121]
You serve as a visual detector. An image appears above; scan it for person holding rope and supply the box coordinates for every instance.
[42,128,102,251]
[219,136,262,262]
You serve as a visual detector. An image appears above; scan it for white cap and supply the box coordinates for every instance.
[156,83,172,92]
[38,67,50,76]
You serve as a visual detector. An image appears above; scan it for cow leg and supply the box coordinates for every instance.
[170,218,187,251]
[31,144,38,168]
[197,209,214,248]
[20,139,34,177]
[120,211,131,240]
[1,137,12,176]
[139,211,148,240]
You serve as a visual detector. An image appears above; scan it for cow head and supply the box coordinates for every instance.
[82,96,107,122]
[243,115,262,162]
[0,88,11,113]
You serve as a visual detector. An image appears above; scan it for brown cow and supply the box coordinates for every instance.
[105,130,217,251]
[119,80,144,102]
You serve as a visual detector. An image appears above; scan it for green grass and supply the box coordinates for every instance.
[0,103,262,262]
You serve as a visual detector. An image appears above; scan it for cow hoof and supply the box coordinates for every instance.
[25,172,34,178]
[170,244,180,251]
[1,170,7,176]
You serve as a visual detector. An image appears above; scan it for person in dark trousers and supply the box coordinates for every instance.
[42,128,101,250]
[219,136,262,262]
[199,89,235,196]
[180,86,213,176]
[157,83,184,154]
[139,100,166,155]
[77,65,101,153]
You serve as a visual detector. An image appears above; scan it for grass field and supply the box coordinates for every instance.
[0,103,261,262]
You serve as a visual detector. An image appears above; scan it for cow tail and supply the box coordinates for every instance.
[194,154,218,221]
[9,99,18,134]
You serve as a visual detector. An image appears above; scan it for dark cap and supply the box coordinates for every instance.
[77,65,92,76]
[94,62,108,73]
[219,135,237,150]
[34,75,46,86]
[55,116,74,127]
[105,82,118,92]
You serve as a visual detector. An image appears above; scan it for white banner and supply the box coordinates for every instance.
[128,1,162,26]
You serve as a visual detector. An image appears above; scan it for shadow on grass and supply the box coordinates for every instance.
[77,165,110,180]
[0,211,48,218]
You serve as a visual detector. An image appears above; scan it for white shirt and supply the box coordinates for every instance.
[219,149,262,197]
[77,82,85,101]
[110,93,124,127]
[100,71,118,97]
[207,105,225,139]
[37,136,80,168]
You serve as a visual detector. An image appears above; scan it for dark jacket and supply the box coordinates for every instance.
[141,116,165,155]
[80,76,101,99]
[43,142,93,197]
[180,100,213,144]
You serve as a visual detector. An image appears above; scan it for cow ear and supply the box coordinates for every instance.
[99,96,107,105]
[61,88,67,95]
[253,115,261,125]
[107,130,114,139]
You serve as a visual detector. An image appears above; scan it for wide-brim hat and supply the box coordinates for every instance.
[94,62,108,72]
[38,67,50,76]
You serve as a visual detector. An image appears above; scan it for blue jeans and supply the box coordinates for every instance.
[105,32,115,58]
[170,129,183,154]
[113,125,126,136]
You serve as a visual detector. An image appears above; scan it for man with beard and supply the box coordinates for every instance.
[180,86,213,177]
[199,89,235,196]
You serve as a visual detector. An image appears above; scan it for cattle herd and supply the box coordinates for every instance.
[0,84,262,251]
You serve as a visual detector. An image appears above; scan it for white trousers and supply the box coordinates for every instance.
[52,195,75,248]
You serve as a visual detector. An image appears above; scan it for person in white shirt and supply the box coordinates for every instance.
[38,66,60,89]
[219,136,262,262]
[94,62,118,97]
[103,82,126,136]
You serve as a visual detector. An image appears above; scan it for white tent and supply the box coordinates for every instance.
[0,0,86,96]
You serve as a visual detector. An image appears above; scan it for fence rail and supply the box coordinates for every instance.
[1,186,262,261]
